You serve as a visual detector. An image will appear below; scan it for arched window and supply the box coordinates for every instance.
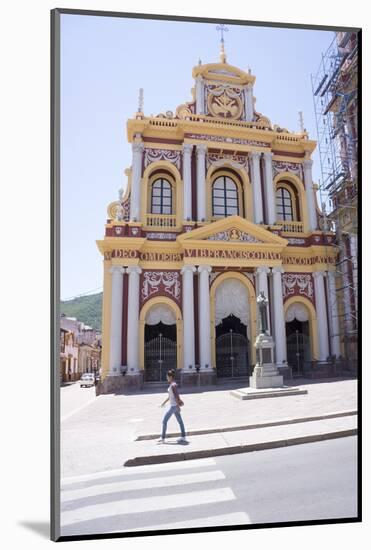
[276,186,294,221]
[151,178,172,214]
[212,176,239,217]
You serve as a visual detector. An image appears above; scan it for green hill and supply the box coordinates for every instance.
[61,292,103,332]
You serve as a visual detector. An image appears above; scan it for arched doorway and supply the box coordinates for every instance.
[285,303,311,377]
[144,304,177,382]
[214,278,251,379]
[216,314,249,378]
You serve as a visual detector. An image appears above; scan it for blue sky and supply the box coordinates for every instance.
[60,13,334,300]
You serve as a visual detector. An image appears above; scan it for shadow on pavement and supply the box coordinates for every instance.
[18,521,50,539]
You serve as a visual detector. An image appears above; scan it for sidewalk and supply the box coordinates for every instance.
[61,378,358,478]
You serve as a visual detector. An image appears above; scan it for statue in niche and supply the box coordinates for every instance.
[257,291,269,334]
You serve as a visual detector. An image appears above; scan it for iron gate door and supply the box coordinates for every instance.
[216,332,249,378]
[287,332,310,376]
[144,335,177,382]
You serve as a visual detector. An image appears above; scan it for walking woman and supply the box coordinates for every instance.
[158,369,187,443]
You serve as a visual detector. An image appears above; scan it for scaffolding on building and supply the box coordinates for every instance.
[311,31,358,371]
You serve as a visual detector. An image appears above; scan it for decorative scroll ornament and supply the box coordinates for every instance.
[285,303,309,322]
[208,229,261,243]
[206,84,244,120]
[107,199,130,222]
[273,161,304,180]
[175,102,195,119]
[282,273,314,300]
[145,304,176,325]
[207,152,250,171]
[141,271,181,302]
[144,148,181,170]
[215,279,249,326]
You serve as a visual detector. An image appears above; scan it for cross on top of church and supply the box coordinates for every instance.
[216,24,228,63]
[216,23,228,43]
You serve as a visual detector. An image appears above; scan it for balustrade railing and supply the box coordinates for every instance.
[276,220,304,233]
[145,214,177,228]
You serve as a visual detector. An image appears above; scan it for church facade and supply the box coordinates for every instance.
[96,45,340,392]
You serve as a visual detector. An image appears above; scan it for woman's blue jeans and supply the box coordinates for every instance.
[162,406,186,439]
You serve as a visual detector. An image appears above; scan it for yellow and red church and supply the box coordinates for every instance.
[96,43,340,393]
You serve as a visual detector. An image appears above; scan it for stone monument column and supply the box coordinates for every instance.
[326,270,341,358]
[126,266,142,373]
[108,266,125,376]
[250,291,283,389]
[130,140,144,222]
[249,151,264,224]
[183,143,193,221]
[303,159,318,231]
[272,266,287,367]
[255,267,271,333]
[181,265,196,369]
[198,265,212,369]
[196,144,207,222]
[313,271,330,362]
[263,151,276,225]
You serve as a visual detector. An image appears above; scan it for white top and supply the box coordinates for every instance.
[168,383,178,406]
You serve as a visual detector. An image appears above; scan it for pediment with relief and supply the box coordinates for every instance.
[178,216,287,246]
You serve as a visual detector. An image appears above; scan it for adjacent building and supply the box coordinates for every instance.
[97,41,340,393]
[60,315,102,383]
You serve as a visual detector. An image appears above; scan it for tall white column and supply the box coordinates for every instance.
[244,83,254,122]
[183,143,193,221]
[303,159,318,231]
[255,267,271,333]
[130,141,144,221]
[263,151,276,225]
[271,267,287,366]
[109,266,125,376]
[196,144,207,222]
[126,266,142,373]
[326,270,341,358]
[195,75,205,114]
[313,271,330,362]
[198,265,212,369]
[181,265,196,369]
[249,151,264,224]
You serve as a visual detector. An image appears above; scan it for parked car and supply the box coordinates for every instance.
[80,373,95,388]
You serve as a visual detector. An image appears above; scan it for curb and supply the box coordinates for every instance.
[124,428,357,467]
[135,410,357,441]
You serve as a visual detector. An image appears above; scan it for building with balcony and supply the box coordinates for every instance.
[97,42,340,393]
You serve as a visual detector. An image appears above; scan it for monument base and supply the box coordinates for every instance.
[231,386,308,400]
[251,333,284,389]
[249,363,284,389]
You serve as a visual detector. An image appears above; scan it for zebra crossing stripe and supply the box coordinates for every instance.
[61,458,217,486]
[61,487,236,527]
[62,470,225,503]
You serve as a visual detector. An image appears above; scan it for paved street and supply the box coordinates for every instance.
[60,436,358,537]
[61,381,96,421]
[60,378,357,477]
